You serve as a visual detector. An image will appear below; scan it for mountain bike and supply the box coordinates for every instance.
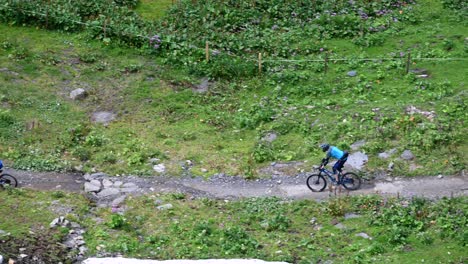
[0,161,18,189]
[306,163,361,192]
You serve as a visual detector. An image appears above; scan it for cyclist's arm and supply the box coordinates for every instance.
[321,157,330,167]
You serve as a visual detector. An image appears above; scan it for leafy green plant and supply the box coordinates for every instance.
[107,214,128,229]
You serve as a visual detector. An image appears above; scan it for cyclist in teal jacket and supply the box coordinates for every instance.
[320,144,349,183]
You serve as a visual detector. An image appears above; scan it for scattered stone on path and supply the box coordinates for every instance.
[111,196,127,207]
[437,175,444,179]
[401,150,415,160]
[356,232,372,239]
[102,179,113,188]
[91,111,116,125]
[97,188,120,198]
[70,88,87,100]
[84,182,101,193]
[350,140,366,150]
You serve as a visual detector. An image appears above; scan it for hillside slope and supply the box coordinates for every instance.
[0,0,466,177]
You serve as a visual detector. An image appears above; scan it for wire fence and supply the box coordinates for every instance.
[1,3,467,75]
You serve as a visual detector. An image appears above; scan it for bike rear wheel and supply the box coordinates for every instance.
[306,174,327,192]
[0,174,18,188]
[341,172,361,190]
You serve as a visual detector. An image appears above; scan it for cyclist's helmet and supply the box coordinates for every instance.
[320,143,330,152]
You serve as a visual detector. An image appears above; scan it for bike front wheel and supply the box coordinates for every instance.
[341,172,361,190]
[0,174,18,188]
[306,174,327,192]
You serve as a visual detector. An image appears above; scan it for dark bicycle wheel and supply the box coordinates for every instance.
[0,174,18,188]
[341,172,361,190]
[306,174,327,192]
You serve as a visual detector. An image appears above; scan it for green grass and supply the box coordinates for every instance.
[83,194,467,263]
[0,188,466,263]
[0,0,467,177]
[135,0,174,20]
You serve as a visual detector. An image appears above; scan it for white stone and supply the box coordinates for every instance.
[356,232,372,239]
[156,204,173,210]
[70,88,87,100]
[153,164,166,173]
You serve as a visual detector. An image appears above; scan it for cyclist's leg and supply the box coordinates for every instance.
[334,159,346,182]
[332,161,342,182]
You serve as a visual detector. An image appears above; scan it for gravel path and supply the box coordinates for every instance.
[6,168,468,200]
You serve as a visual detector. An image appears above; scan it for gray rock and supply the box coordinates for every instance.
[97,188,120,198]
[388,162,395,171]
[437,174,443,179]
[378,148,397,159]
[111,196,126,206]
[378,152,390,159]
[149,158,160,164]
[193,77,212,93]
[401,150,415,160]
[113,181,123,187]
[344,213,361,219]
[102,179,113,188]
[70,88,87,100]
[262,132,278,142]
[49,217,61,228]
[0,230,7,236]
[157,203,173,210]
[350,140,366,150]
[153,164,166,173]
[86,172,108,180]
[0,254,3,263]
[347,70,357,77]
[91,111,116,125]
[345,152,368,170]
[310,217,317,225]
[356,232,372,239]
[410,68,428,75]
[122,182,137,188]
[314,224,323,231]
[334,223,346,229]
[84,182,101,193]
[120,186,139,193]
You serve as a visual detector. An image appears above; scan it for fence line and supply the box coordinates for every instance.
[1,4,467,70]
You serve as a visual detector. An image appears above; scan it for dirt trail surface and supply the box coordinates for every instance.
[6,168,468,200]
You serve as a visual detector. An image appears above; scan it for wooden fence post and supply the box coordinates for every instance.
[205,41,209,62]
[405,52,411,74]
[45,0,50,29]
[103,17,108,39]
[258,53,262,75]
